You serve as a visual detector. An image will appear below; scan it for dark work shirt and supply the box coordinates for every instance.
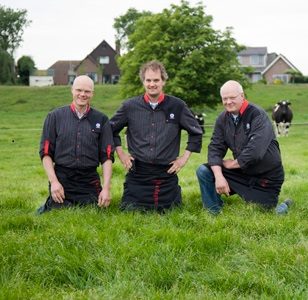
[110,95,203,164]
[39,104,114,169]
[208,101,283,176]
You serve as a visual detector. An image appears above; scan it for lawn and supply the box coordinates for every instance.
[0,83,307,299]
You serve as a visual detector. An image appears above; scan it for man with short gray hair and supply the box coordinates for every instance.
[196,80,284,214]
[37,75,114,213]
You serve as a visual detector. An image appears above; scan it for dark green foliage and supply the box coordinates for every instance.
[113,8,152,53]
[0,5,31,54]
[117,1,249,107]
[294,74,308,83]
[17,55,36,85]
[0,49,14,84]
[0,5,31,84]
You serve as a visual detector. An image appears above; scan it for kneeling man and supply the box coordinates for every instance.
[110,61,203,212]
[196,80,284,214]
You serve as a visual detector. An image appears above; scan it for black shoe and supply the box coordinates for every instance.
[36,204,48,215]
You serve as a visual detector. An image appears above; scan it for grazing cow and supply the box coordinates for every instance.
[272,100,293,136]
[192,111,206,134]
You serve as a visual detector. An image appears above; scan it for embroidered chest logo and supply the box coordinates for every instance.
[96,123,101,129]
[169,113,175,119]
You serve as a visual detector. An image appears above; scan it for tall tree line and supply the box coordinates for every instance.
[0,5,33,84]
[114,1,249,107]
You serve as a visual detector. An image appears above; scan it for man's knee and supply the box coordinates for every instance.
[196,164,212,179]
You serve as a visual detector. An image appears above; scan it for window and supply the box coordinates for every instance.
[251,74,262,82]
[48,69,54,76]
[103,74,111,84]
[273,74,290,83]
[250,55,265,66]
[99,56,110,64]
[86,73,98,82]
[68,75,76,85]
[111,75,120,84]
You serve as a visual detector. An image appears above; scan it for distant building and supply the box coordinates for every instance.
[48,40,120,85]
[29,76,54,87]
[29,70,53,87]
[238,47,300,83]
[47,61,80,85]
[47,43,299,85]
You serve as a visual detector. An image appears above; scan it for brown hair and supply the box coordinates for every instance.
[139,60,168,82]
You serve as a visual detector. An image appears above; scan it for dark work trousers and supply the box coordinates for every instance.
[38,165,102,213]
[220,164,284,208]
[120,160,182,212]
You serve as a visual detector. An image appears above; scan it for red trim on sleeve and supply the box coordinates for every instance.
[44,140,50,155]
[106,144,112,159]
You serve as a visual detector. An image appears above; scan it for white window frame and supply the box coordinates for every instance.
[99,56,110,64]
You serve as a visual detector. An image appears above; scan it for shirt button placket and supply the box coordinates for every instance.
[150,112,156,160]
[76,121,81,166]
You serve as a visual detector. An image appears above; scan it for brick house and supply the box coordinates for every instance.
[238,47,300,83]
[47,60,80,85]
[48,40,120,85]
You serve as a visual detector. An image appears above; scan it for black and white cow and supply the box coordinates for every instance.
[192,112,206,134]
[272,100,293,136]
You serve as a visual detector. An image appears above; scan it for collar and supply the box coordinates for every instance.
[239,99,249,115]
[70,102,90,115]
[143,93,165,104]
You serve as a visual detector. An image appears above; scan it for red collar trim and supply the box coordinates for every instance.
[144,93,165,104]
[70,102,90,114]
[239,99,249,115]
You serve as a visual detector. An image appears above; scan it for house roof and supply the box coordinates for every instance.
[75,40,117,70]
[238,47,267,56]
[261,54,301,74]
[90,39,117,56]
[48,60,81,70]
[266,52,278,66]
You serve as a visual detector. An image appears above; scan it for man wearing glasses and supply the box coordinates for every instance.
[196,80,284,215]
[37,75,114,213]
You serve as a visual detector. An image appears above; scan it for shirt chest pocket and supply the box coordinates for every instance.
[164,119,180,138]
[91,127,101,134]
[90,128,101,143]
[165,118,178,125]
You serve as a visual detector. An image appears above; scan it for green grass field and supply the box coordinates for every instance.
[0,84,307,299]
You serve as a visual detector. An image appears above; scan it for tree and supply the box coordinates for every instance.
[285,68,302,84]
[0,5,31,55]
[116,1,249,107]
[0,49,15,84]
[17,55,35,85]
[113,8,152,53]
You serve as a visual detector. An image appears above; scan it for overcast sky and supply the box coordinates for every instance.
[2,0,308,74]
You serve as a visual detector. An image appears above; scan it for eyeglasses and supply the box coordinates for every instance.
[74,88,93,95]
[222,93,241,102]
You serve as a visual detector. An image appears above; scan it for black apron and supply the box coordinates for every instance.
[41,165,101,212]
[121,160,182,212]
[221,164,284,208]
